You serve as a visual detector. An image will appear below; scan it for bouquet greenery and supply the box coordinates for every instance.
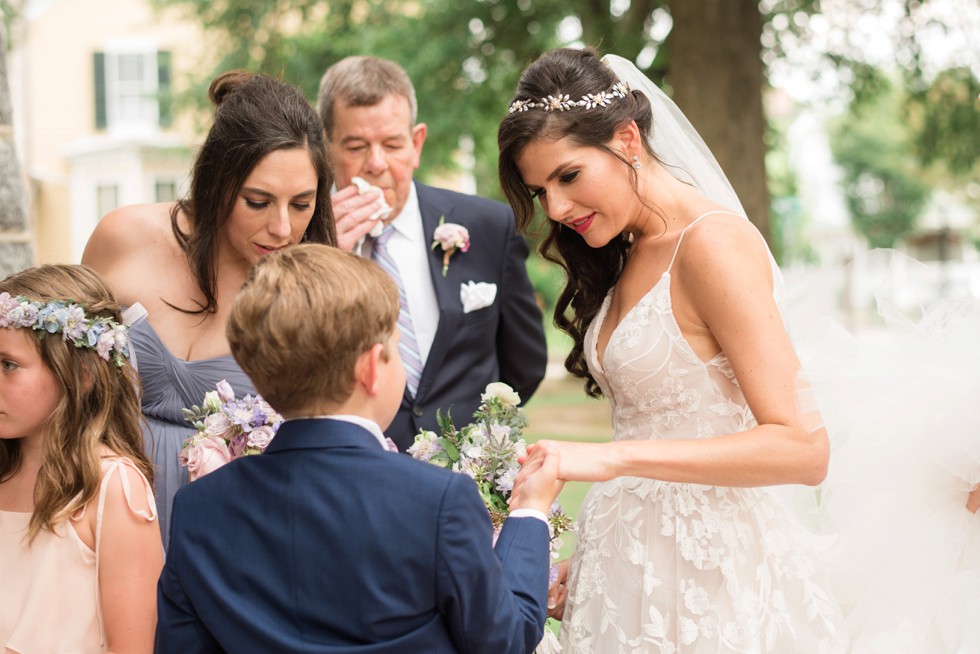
[408,382,574,560]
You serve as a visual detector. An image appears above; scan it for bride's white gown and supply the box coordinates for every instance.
[559,215,847,653]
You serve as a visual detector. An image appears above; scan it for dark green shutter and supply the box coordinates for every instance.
[93,51,106,130]
[157,50,172,128]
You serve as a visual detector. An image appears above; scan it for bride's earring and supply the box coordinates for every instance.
[632,155,641,170]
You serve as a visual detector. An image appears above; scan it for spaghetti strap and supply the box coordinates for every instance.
[665,210,742,274]
[93,457,158,646]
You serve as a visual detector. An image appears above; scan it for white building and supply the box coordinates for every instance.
[9,0,207,264]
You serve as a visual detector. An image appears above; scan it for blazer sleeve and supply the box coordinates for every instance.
[154,494,221,653]
[496,213,548,405]
[435,473,551,654]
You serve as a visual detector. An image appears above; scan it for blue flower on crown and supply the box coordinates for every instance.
[0,291,132,367]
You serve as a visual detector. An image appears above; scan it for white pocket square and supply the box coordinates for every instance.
[460,281,497,314]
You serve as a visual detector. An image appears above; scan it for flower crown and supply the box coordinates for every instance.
[508,81,630,114]
[0,291,132,367]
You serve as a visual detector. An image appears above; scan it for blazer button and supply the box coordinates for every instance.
[412,405,423,417]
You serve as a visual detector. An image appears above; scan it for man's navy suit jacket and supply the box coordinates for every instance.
[386,182,547,451]
[155,418,551,653]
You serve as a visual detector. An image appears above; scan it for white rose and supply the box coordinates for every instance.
[481,382,521,408]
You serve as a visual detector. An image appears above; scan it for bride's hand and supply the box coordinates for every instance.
[547,559,571,620]
[519,440,618,483]
[968,485,980,514]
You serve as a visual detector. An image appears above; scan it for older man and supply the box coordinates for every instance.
[317,56,548,451]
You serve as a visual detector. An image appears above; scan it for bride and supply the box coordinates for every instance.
[501,48,847,653]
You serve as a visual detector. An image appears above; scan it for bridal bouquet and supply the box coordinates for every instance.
[178,380,283,481]
[408,382,573,557]
[408,382,572,653]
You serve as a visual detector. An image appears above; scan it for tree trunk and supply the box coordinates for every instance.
[0,19,31,276]
[668,0,771,245]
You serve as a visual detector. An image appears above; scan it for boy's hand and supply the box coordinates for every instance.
[510,440,564,514]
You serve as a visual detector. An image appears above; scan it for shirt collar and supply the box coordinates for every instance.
[285,415,391,451]
[387,182,423,243]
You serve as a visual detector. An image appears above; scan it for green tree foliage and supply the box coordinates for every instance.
[151,0,975,260]
[907,67,980,182]
[830,74,930,248]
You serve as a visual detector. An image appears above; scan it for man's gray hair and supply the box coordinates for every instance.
[317,56,418,138]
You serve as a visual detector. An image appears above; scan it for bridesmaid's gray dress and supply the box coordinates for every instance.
[129,319,255,547]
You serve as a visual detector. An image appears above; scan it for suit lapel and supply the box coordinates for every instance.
[415,183,462,401]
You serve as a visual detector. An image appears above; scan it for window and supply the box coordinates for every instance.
[94,49,172,132]
[154,178,178,203]
[96,183,119,219]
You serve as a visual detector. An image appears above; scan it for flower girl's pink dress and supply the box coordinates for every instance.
[0,458,156,652]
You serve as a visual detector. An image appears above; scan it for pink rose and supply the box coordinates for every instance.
[432,223,470,251]
[185,435,232,482]
[246,424,275,451]
[431,221,471,277]
[203,412,233,439]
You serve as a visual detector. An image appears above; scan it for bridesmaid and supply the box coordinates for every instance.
[82,70,336,546]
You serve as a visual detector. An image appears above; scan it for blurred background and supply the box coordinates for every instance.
[0,0,977,326]
[0,0,976,555]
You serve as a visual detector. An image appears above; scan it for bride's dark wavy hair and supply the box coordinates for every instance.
[498,47,660,397]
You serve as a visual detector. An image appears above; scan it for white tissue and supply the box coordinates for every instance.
[351,176,393,237]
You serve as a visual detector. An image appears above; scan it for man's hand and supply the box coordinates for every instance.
[331,184,387,252]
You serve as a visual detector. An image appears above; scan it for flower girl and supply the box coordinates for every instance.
[0,264,162,653]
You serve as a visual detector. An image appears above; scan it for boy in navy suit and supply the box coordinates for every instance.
[155,244,563,653]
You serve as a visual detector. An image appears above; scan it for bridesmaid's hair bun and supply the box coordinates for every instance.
[209,70,256,107]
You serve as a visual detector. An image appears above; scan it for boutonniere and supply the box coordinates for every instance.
[431,217,470,277]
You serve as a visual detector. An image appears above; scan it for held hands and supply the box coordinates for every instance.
[330,184,388,252]
[508,440,565,515]
[547,559,570,620]
[517,439,618,484]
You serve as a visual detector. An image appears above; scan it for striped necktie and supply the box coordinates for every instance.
[370,226,423,397]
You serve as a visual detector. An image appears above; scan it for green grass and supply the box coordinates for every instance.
[521,372,611,560]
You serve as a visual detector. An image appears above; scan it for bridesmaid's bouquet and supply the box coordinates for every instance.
[178,380,283,481]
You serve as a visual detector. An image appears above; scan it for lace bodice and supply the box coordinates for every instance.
[587,271,756,445]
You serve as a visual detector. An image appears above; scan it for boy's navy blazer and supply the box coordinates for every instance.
[155,418,551,653]
[384,182,547,451]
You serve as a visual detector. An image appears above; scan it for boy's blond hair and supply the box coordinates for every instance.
[227,244,398,414]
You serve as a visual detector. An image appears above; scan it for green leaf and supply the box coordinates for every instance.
[440,438,460,462]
